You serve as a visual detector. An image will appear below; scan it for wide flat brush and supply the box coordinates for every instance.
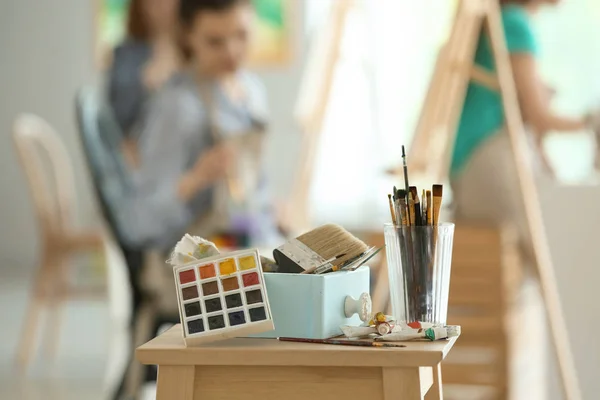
[273,224,368,273]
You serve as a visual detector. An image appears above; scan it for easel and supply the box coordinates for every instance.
[405,0,581,399]
[287,0,353,234]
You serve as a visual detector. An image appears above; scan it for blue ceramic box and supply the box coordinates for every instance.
[247,266,370,339]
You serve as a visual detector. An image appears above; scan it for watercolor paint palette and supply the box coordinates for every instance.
[173,248,274,346]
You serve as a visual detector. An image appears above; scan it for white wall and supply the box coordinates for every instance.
[0,0,306,273]
[254,2,307,200]
[0,0,98,272]
[541,183,600,400]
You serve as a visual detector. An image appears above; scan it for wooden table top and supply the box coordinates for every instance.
[137,324,458,368]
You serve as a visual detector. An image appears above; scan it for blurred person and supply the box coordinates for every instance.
[108,0,183,166]
[107,2,281,397]
[117,0,280,254]
[448,4,600,396]
[450,0,600,260]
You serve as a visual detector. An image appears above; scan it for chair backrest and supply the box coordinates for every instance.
[13,114,77,237]
[74,86,131,244]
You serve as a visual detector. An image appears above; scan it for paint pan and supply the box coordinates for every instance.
[173,248,274,346]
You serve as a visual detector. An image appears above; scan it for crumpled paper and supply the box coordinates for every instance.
[167,234,220,267]
[166,233,280,273]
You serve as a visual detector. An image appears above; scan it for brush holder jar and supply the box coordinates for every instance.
[384,223,455,325]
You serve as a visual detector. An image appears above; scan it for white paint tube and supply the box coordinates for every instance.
[376,322,402,336]
[376,326,461,342]
[340,325,377,338]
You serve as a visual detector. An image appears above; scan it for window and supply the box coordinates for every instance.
[307,0,600,226]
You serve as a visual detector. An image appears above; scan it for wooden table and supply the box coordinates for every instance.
[136,324,458,400]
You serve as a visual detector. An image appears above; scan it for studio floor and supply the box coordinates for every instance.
[0,267,156,400]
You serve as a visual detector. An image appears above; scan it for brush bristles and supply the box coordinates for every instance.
[297,224,368,266]
[432,184,443,197]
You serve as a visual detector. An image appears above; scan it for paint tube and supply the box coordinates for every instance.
[340,325,377,338]
[376,322,401,336]
[368,313,395,326]
[406,321,434,330]
[342,321,402,338]
[376,325,461,342]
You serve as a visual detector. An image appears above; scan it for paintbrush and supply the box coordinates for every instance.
[408,191,416,227]
[388,194,397,226]
[397,189,408,226]
[333,249,372,270]
[432,185,443,226]
[301,253,347,274]
[396,190,417,319]
[273,224,368,273]
[339,246,384,271]
[394,200,402,228]
[401,146,411,226]
[426,190,432,225]
[422,189,427,225]
[410,187,427,319]
[278,337,406,348]
[428,185,444,320]
[410,187,422,226]
[313,247,384,275]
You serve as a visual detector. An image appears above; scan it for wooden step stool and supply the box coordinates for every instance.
[365,223,546,400]
[443,224,546,400]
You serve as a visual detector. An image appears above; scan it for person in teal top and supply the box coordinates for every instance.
[451,3,539,176]
[451,0,600,263]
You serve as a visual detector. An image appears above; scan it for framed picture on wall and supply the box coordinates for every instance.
[94,0,130,69]
[94,0,294,70]
[248,0,294,67]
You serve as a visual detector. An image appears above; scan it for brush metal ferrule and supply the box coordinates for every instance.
[276,238,328,272]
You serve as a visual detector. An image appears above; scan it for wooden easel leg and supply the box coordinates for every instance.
[484,2,582,399]
[288,0,352,232]
[424,364,443,400]
[156,365,195,400]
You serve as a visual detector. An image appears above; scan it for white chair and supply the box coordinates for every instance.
[12,113,107,369]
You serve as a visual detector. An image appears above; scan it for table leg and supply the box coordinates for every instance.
[424,363,443,400]
[383,367,426,400]
[156,365,195,400]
